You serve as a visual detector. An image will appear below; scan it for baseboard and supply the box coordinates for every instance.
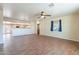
[13,33,34,36]
[40,34,79,42]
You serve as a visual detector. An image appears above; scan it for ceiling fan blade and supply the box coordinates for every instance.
[44,15,51,16]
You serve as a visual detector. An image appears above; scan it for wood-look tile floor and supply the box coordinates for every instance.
[3,34,79,55]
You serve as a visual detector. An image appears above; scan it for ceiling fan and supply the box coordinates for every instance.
[37,11,51,19]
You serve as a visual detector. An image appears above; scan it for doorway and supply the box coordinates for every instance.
[37,24,40,35]
[37,21,40,35]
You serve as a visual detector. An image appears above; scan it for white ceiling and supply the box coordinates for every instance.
[1,3,79,21]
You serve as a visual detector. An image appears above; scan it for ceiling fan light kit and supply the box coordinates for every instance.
[41,15,44,18]
[39,11,51,19]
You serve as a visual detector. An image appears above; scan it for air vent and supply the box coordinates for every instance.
[48,3,54,7]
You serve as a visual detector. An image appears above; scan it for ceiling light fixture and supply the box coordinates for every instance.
[41,15,44,18]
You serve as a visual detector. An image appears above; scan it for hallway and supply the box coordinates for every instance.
[3,34,79,55]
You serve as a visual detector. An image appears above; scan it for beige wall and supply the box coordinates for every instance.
[30,21,37,34]
[0,9,3,44]
[39,13,79,42]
